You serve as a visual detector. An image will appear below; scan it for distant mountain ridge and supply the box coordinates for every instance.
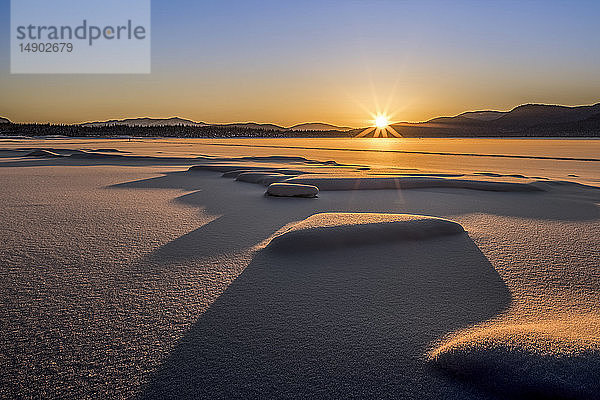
[490,103,600,127]
[289,122,353,131]
[80,118,354,131]
[81,117,207,127]
[0,117,11,124]
[219,122,287,131]
[385,103,600,137]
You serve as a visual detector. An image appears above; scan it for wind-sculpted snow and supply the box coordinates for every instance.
[429,316,600,399]
[265,183,319,198]
[1,138,599,399]
[266,213,464,251]
[186,162,551,194]
[187,160,549,193]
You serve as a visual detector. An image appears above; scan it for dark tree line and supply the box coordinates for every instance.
[0,123,355,138]
[1,121,597,138]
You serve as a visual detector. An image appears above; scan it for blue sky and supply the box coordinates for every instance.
[1,0,599,125]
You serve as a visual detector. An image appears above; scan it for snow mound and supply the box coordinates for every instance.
[284,176,544,192]
[266,183,319,198]
[429,316,600,399]
[266,213,464,251]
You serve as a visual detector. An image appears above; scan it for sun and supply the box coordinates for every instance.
[355,113,401,138]
[375,115,389,128]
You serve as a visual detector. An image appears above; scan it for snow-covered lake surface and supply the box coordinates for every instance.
[2,137,598,183]
[0,137,598,398]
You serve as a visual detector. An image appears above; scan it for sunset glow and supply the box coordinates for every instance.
[1,1,599,125]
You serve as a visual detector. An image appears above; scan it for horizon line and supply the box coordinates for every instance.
[2,100,599,127]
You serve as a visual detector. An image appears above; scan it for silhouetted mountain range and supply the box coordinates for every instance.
[219,122,287,131]
[74,103,600,136]
[385,103,600,137]
[81,117,208,127]
[289,122,354,131]
[0,117,11,124]
[81,118,353,132]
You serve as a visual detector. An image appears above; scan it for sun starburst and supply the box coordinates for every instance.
[355,113,402,138]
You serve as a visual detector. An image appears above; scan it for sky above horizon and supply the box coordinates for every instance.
[1,0,599,126]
